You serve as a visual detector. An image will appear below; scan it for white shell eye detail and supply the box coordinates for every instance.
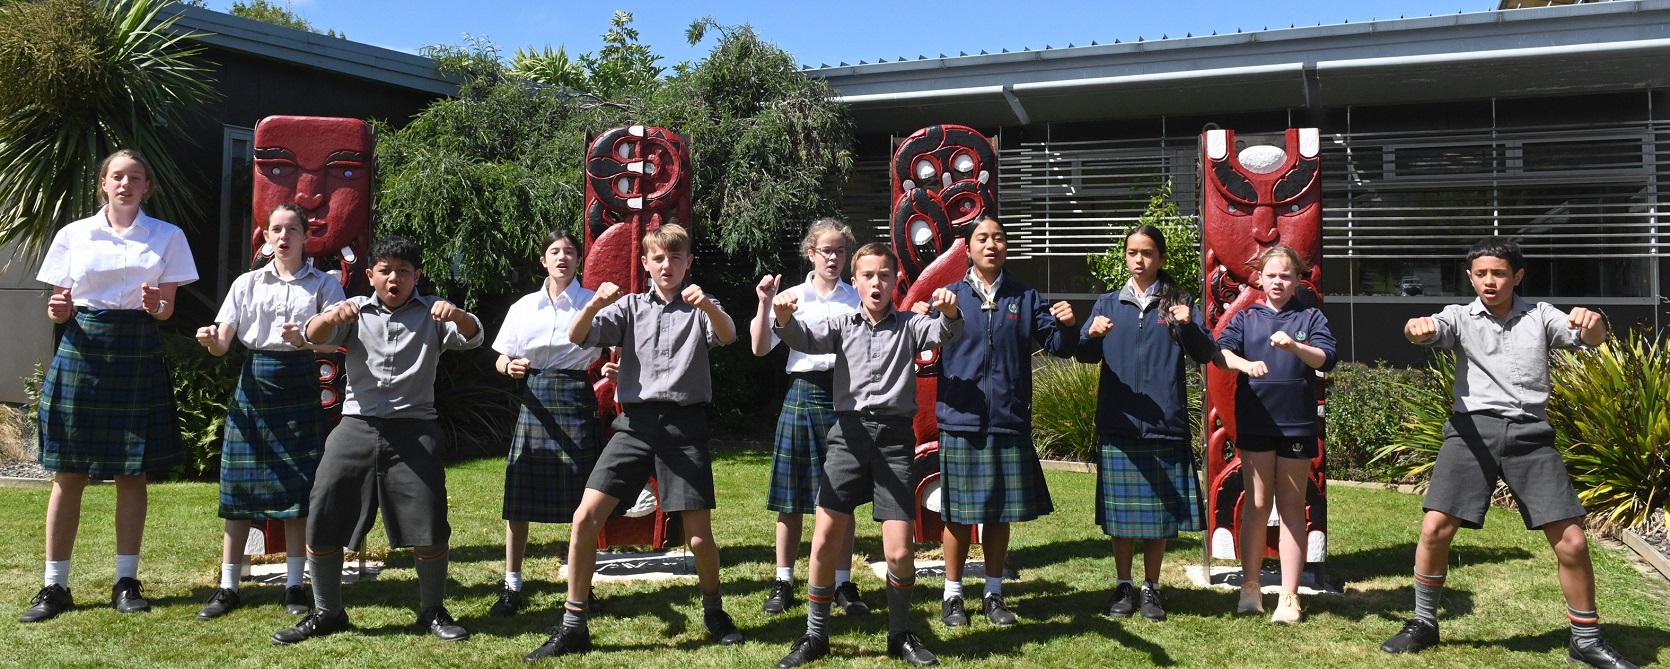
[952,154,975,173]
[910,220,933,245]
[915,159,935,180]
[271,167,281,175]
[1228,204,1238,213]
[616,177,632,194]
[1238,145,1287,174]
[1291,204,1300,212]
[343,170,353,177]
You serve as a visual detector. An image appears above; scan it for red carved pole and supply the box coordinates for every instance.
[886,124,998,544]
[1200,128,1328,577]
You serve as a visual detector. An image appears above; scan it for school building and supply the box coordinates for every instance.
[810,0,1670,365]
[0,6,454,404]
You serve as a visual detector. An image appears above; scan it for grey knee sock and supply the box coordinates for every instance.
[1413,569,1446,625]
[805,584,835,639]
[1568,606,1602,647]
[886,571,915,636]
[309,548,344,615]
[414,548,448,610]
[702,588,724,615]
[562,600,589,630]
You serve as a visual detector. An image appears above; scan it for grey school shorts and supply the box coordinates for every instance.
[585,403,715,513]
[1423,412,1586,530]
[308,416,450,550]
[818,414,916,522]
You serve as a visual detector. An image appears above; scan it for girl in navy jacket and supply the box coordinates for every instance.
[934,217,1077,628]
[1213,245,1336,624]
[1076,224,1215,622]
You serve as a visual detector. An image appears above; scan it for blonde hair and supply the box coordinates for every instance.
[1252,245,1310,277]
[850,242,898,274]
[642,223,691,256]
[799,218,856,257]
[96,149,155,204]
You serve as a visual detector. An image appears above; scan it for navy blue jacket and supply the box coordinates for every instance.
[1076,286,1215,441]
[1216,301,1338,437]
[936,273,1076,435]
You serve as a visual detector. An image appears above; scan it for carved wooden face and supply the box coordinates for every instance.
[1201,128,1322,285]
[252,116,373,262]
[580,125,693,293]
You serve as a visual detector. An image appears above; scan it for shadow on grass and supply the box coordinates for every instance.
[1451,624,1667,665]
[929,578,1182,665]
[1326,544,1535,582]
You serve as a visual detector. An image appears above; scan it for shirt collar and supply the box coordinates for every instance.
[851,309,900,326]
[542,278,586,308]
[260,260,323,282]
[368,291,425,313]
[800,273,855,302]
[1118,278,1160,306]
[1467,295,1533,320]
[96,207,152,237]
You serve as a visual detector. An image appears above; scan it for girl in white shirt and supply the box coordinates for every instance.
[750,219,867,616]
[487,229,606,617]
[24,150,198,623]
[192,203,345,620]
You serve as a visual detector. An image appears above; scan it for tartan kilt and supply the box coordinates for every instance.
[504,368,600,523]
[1096,437,1205,538]
[939,431,1055,524]
[219,350,327,520]
[767,373,838,514]
[37,309,184,476]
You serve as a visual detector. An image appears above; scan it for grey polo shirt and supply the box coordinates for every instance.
[1418,296,1583,421]
[775,309,963,419]
[581,291,733,406]
[310,293,484,420]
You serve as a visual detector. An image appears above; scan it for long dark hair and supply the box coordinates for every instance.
[1126,224,1188,314]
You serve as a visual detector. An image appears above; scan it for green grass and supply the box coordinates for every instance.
[1,449,1667,668]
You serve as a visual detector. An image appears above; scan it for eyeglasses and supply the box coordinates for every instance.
[811,247,848,259]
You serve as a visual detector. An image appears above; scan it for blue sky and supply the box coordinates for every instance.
[201,1,1504,67]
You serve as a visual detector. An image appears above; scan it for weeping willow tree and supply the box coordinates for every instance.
[0,0,215,261]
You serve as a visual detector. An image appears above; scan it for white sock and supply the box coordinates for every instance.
[115,554,139,581]
[984,575,1003,596]
[1143,580,1160,591]
[220,563,241,590]
[943,579,963,601]
[775,566,794,583]
[505,571,523,592]
[286,556,306,588]
[834,569,851,585]
[44,560,70,588]
[1117,579,1134,588]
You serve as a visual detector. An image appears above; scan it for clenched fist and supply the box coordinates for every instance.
[322,300,361,327]
[930,288,960,319]
[1270,331,1297,351]
[682,284,712,311]
[505,357,531,379]
[590,282,624,310]
[46,291,73,322]
[1050,300,1077,327]
[772,291,801,326]
[140,283,163,314]
[430,299,464,323]
[1167,304,1191,325]
[1405,317,1438,343]
[755,274,781,303]
[1086,315,1113,338]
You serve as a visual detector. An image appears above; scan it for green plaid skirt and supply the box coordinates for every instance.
[504,368,600,523]
[767,373,837,514]
[1096,437,1204,538]
[939,431,1054,524]
[38,309,183,476]
[219,350,327,520]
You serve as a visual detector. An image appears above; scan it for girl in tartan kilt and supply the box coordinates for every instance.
[23,150,199,623]
[192,203,345,620]
[748,219,866,616]
[933,216,1078,628]
[1074,224,1217,622]
[487,229,608,617]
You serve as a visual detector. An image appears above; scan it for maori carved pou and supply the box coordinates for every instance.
[888,124,999,544]
[582,125,692,549]
[1200,128,1328,570]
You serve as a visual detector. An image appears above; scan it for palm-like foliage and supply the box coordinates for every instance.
[510,44,587,92]
[1550,332,1670,531]
[1031,355,1101,461]
[1372,349,1456,487]
[0,0,214,260]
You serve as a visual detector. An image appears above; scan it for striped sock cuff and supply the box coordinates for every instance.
[808,584,835,604]
[1567,606,1599,625]
[306,547,342,558]
[415,547,449,561]
[887,572,915,589]
[564,600,589,614]
[1413,570,1447,586]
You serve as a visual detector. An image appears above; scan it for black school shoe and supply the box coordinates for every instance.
[886,631,939,667]
[196,587,242,620]
[776,634,830,668]
[1569,637,1639,669]
[940,596,967,627]
[282,585,311,615]
[416,606,469,641]
[982,593,1016,626]
[1379,618,1439,654]
[19,584,73,623]
[271,609,351,645]
[763,578,794,615]
[523,625,591,661]
[704,609,745,645]
[1104,582,1136,618]
[489,582,526,617]
[111,578,150,613]
[1139,585,1167,622]
[835,581,870,615]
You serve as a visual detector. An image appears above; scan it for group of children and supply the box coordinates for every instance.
[17,149,1639,669]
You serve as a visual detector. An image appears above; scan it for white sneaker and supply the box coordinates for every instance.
[1236,582,1264,615]
[1270,593,1302,624]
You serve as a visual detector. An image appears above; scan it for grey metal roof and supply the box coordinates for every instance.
[164,6,458,97]
[811,0,1670,130]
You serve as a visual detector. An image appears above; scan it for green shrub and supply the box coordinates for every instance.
[160,332,242,479]
[1032,356,1204,463]
[1085,179,1202,298]
[432,349,521,458]
[1550,331,1670,531]
[1324,361,1437,482]
[1370,349,1456,488]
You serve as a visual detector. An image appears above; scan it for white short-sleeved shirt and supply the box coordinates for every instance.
[36,208,198,308]
[754,274,860,373]
[493,279,602,371]
[214,262,346,351]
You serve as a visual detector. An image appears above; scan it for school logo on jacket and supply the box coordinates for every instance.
[1007,303,1020,320]
[1296,331,1308,342]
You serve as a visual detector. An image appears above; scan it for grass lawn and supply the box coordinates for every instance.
[1,447,1667,668]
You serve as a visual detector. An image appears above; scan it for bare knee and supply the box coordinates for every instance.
[52,473,89,493]
[884,544,913,568]
[1420,513,1461,546]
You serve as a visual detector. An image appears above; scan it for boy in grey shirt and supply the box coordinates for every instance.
[1380,237,1633,669]
[771,243,962,668]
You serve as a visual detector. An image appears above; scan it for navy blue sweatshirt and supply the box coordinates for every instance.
[936,273,1077,435]
[1075,284,1216,441]
[1215,301,1338,437]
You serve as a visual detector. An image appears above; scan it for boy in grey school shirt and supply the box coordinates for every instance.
[770,243,962,668]
[1379,237,1634,669]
